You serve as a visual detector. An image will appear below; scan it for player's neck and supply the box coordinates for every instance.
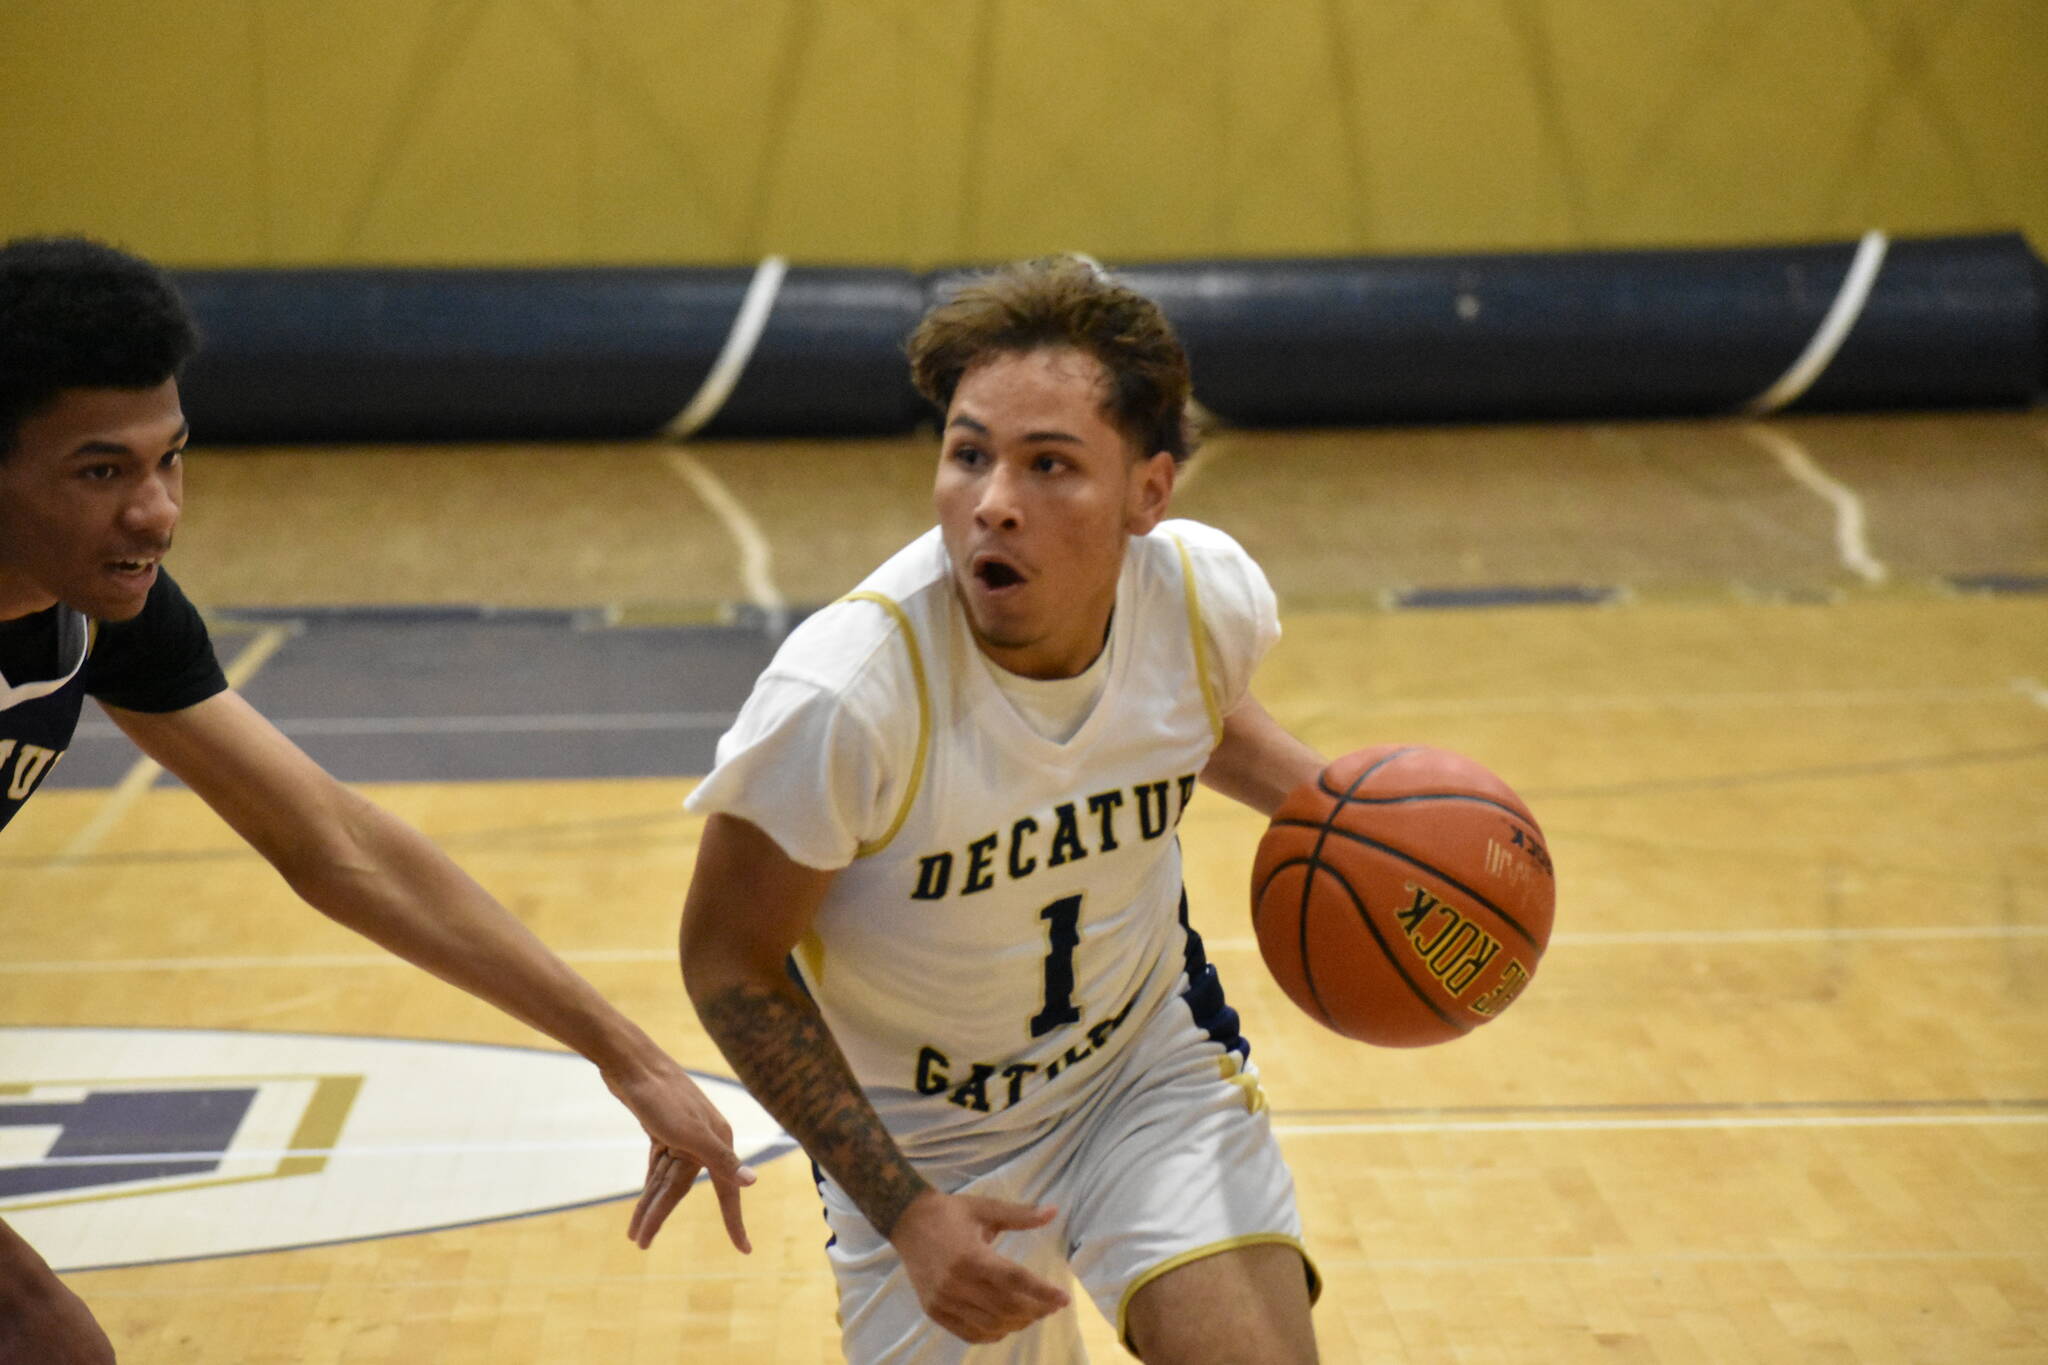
[974,606,1114,681]
[0,570,60,624]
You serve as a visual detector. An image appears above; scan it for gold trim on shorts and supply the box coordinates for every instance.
[1116,1233,1324,1354]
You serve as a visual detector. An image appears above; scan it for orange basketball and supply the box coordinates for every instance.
[1251,745,1555,1047]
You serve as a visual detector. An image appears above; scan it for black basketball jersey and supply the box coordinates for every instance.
[0,569,228,832]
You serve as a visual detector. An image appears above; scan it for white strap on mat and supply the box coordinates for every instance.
[1739,230,1890,417]
[663,254,789,440]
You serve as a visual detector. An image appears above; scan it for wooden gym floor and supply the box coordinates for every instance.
[3,411,2046,1362]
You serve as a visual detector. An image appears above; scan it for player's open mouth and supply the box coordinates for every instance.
[973,557,1026,591]
[107,557,158,578]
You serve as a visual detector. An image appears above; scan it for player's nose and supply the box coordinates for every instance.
[121,470,180,540]
[974,461,1024,530]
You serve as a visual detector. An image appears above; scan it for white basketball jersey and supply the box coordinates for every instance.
[687,518,1279,1162]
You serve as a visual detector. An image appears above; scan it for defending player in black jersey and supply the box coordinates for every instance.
[0,236,752,1364]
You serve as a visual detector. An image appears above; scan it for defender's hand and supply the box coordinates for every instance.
[609,1062,756,1252]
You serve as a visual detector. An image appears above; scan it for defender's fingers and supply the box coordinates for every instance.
[691,1139,757,1199]
[627,1170,664,1245]
[628,1148,667,1240]
[710,1169,752,1254]
[632,1161,699,1249]
[675,1127,744,1179]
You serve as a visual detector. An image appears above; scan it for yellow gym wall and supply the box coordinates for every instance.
[1,0,2041,266]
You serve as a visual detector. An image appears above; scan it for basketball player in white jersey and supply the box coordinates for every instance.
[659,258,1326,1361]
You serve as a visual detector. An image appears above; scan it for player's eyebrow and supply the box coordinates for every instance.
[68,422,189,459]
[946,414,1082,444]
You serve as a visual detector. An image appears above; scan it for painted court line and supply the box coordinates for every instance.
[70,1248,2040,1300]
[52,627,292,866]
[15,1108,2040,1171]
[5,922,2042,976]
[1198,924,2048,955]
[79,1271,831,1301]
[1743,423,1888,584]
[1273,1112,2048,1137]
[1311,1248,2045,1272]
[17,1139,655,1167]
[66,685,2020,744]
[1526,924,2048,946]
[56,681,2024,745]
[76,711,737,739]
[75,1248,2043,1300]
[0,948,684,975]
[1342,682,2033,718]
[662,448,789,636]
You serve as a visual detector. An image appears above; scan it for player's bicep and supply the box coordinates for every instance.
[680,812,838,993]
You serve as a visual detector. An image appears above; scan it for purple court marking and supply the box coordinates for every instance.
[1391,584,1619,609]
[51,607,798,788]
[1947,573,2048,596]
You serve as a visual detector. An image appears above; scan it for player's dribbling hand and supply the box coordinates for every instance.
[608,1061,756,1252]
[890,1189,1071,1344]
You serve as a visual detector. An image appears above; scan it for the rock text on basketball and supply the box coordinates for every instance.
[1468,959,1531,1016]
[1395,883,1505,995]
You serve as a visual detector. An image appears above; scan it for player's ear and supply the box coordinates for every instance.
[1125,449,1175,535]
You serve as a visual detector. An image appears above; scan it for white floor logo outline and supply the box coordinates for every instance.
[0,1027,788,1271]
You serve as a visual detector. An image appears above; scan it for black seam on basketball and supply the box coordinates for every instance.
[1269,804,1541,836]
[1316,747,1418,803]
[1293,760,1404,1029]
[1314,752,1539,830]
[1322,793,1536,820]
[1299,824,1544,951]
[1323,860,1468,1034]
[1253,855,1337,1029]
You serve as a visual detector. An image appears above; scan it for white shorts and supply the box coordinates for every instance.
[818,982,1317,1363]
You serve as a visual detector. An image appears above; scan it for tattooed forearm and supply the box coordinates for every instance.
[695,981,931,1235]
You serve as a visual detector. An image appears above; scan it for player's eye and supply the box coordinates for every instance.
[80,463,121,481]
[160,448,184,469]
[1032,453,1066,474]
[949,444,987,468]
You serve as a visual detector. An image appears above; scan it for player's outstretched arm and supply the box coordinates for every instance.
[1200,692,1327,818]
[680,813,1070,1343]
[102,690,754,1252]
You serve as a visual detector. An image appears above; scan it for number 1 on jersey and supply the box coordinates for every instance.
[1029,894,1083,1037]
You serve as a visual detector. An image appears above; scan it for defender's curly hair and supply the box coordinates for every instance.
[908,256,1197,465]
[0,235,198,456]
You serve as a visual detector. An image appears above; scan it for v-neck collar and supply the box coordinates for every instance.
[0,604,90,710]
[958,554,1134,761]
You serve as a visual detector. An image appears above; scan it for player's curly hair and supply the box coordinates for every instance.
[908,256,1198,465]
[0,235,198,457]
